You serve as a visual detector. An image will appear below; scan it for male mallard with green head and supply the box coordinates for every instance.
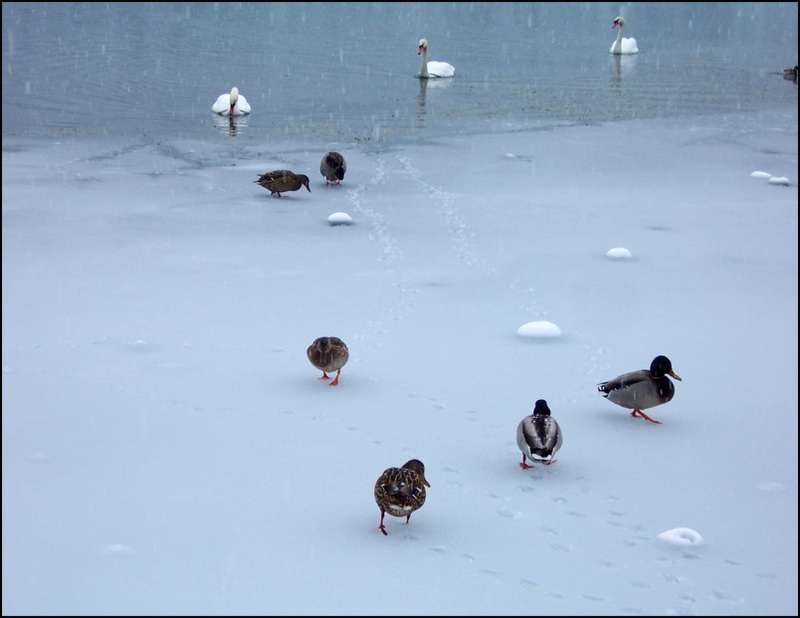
[374,459,430,536]
[254,170,311,197]
[320,151,346,185]
[517,399,563,469]
[306,336,349,386]
[597,355,682,424]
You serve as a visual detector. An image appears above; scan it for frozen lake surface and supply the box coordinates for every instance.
[2,3,798,616]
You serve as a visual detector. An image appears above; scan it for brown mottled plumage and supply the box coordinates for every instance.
[597,355,682,424]
[254,170,311,197]
[320,151,346,185]
[374,459,430,536]
[306,336,349,386]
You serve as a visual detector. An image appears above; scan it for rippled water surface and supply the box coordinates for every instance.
[2,2,797,141]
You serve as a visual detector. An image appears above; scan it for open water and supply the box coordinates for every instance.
[2,2,797,142]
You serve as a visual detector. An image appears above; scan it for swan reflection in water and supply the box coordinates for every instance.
[611,53,637,90]
[417,77,428,128]
[415,76,454,130]
[213,113,248,138]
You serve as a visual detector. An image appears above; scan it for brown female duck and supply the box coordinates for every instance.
[254,170,311,197]
[306,336,349,386]
[374,459,430,536]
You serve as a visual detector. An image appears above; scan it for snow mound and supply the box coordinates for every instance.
[606,247,632,259]
[517,321,562,339]
[657,527,704,547]
[767,176,790,186]
[327,212,353,226]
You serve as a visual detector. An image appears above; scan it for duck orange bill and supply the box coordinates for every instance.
[669,371,682,381]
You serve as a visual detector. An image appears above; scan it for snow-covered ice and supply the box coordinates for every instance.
[2,2,797,615]
[3,108,796,616]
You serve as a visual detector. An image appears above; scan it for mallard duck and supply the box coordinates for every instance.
[306,336,349,386]
[517,399,563,470]
[254,170,311,197]
[374,459,430,536]
[597,355,682,424]
[212,87,251,116]
[320,151,346,185]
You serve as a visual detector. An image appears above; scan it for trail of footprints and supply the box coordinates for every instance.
[339,151,739,613]
[395,153,482,269]
[345,156,417,342]
[344,151,499,355]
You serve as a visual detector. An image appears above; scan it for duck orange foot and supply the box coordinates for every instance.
[631,409,662,424]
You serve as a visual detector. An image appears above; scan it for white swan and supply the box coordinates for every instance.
[610,16,638,55]
[417,39,455,78]
[212,87,251,116]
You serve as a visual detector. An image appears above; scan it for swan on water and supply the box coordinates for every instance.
[610,17,638,55]
[212,87,251,116]
[418,39,455,78]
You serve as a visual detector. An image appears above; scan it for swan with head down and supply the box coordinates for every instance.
[417,39,455,78]
[610,16,638,55]
[212,87,251,116]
